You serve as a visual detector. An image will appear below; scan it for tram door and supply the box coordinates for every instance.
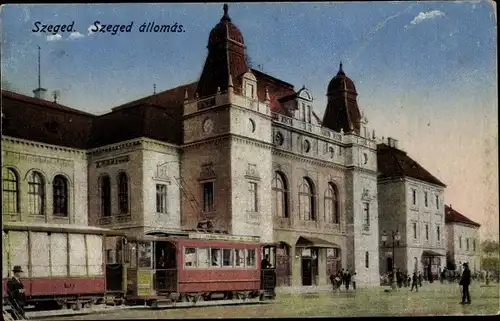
[154,241,177,293]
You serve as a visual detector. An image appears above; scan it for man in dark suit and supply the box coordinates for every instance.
[7,265,27,320]
[459,262,471,304]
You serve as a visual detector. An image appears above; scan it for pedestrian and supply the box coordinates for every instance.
[459,262,471,304]
[396,269,403,288]
[345,270,351,290]
[418,271,423,287]
[351,272,357,291]
[340,269,345,286]
[261,254,271,269]
[410,271,419,292]
[7,265,27,320]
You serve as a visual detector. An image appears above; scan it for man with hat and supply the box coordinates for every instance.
[7,265,27,319]
[459,262,471,304]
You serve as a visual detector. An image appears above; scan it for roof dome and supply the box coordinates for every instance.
[208,4,244,47]
[327,62,357,95]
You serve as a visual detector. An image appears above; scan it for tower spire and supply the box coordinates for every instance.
[338,61,344,75]
[221,4,231,22]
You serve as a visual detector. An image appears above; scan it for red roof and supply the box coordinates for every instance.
[445,205,481,227]
[377,143,446,187]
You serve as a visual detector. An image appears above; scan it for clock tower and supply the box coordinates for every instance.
[180,4,274,243]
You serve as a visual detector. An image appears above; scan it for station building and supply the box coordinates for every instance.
[444,205,481,273]
[376,140,447,279]
[2,4,453,289]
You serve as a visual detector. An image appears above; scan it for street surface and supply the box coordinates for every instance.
[32,283,499,319]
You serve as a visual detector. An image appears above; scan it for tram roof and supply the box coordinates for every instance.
[2,222,126,236]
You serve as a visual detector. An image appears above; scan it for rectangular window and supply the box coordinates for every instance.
[437,226,441,241]
[435,195,439,209]
[248,182,258,212]
[365,251,369,268]
[156,184,167,213]
[424,191,428,207]
[363,203,370,228]
[246,83,254,98]
[425,224,429,240]
[203,182,215,212]
[184,247,197,267]
[300,103,305,121]
[459,236,462,249]
[466,238,470,251]
[306,105,311,123]
[235,249,245,267]
[210,248,221,267]
[412,189,416,205]
[473,239,476,252]
[197,248,209,268]
[222,249,233,267]
[246,249,256,267]
[413,222,417,239]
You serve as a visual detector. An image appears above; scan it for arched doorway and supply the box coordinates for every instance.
[276,242,291,286]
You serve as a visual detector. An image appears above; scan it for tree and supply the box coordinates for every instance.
[481,239,499,272]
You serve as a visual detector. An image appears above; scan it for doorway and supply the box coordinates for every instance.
[301,248,318,286]
[154,241,177,292]
[387,257,393,273]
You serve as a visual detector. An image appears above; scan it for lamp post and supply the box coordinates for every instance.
[381,229,401,290]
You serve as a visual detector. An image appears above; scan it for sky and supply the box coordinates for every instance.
[1,2,498,241]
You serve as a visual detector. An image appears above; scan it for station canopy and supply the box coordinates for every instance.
[295,236,339,248]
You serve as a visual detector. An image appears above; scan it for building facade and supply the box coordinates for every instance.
[377,139,447,280]
[445,205,481,272]
[2,5,399,288]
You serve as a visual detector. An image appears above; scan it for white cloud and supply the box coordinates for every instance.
[46,34,62,42]
[69,32,85,40]
[410,10,445,25]
[87,23,100,36]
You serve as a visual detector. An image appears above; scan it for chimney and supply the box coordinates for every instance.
[387,137,399,149]
[33,46,48,100]
[33,88,47,100]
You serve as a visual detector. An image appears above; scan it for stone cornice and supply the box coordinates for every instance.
[88,137,180,156]
[182,134,231,150]
[273,149,346,171]
[182,133,274,150]
[345,165,378,176]
[2,136,86,157]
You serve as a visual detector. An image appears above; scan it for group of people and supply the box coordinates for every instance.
[330,269,357,292]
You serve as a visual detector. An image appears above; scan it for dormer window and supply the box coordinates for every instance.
[242,71,257,99]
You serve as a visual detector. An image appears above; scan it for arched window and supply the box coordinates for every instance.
[53,175,68,217]
[324,183,340,224]
[100,175,111,217]
[118,172,129,214]
[299,177,316,221]
[272,172,289,218]
[2,167,19,213]
[28,171,45,215]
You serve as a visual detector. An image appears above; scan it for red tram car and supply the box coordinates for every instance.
[122,231,277,306]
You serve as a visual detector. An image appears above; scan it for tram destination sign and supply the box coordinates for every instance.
[188,232,260,243]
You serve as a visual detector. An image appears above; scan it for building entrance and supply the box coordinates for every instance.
[301,248,318,286]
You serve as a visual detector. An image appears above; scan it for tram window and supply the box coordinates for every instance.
[246,249,256,267]
[197,248,209,268]
[210,248,221,267]
[138,242,152,268]
[222,249,233,267]
[235,249,246,267]
[184,248,197,267]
